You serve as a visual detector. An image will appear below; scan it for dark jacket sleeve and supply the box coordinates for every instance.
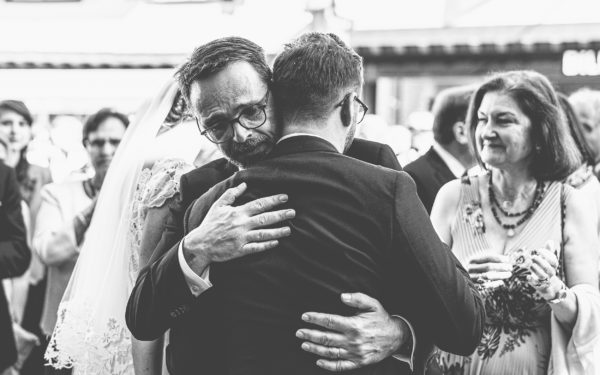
[388,172,484,356]
[378,143,402,171]
[0,164,31,279]
[126,177,226,341]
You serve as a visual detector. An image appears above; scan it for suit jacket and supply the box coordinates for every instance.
[127,137,483,374]
[0,161,31,371]
[404,147,457,214]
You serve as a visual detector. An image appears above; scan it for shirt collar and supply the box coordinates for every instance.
[278,133,339,151]
[431,141,465,178]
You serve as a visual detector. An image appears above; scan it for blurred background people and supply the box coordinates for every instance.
[0,148,31,373]
[568,88,600,179]
[32,108,128,375]
[430,70,600,374]
[0,100,52,375]
[404,85,476,213]
[44,80,220,375]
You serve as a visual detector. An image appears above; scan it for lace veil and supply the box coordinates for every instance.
[45,78,180,374]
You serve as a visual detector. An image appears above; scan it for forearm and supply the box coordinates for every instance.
[549,287,579,330]
[126,242,196,340]
[34,223,79,266]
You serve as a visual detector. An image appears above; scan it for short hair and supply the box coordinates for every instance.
[0,100,33,126]
[568,87,600,129]
[558,92,594,165]
[466,70,581,181]
[176,36,271,105]
[272,32,363,124]
[432,85,474,145]
[83,108,129,142]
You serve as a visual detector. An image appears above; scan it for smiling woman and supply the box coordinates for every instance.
[428,70,600,375]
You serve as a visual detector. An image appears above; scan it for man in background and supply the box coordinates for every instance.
[569,87,600,178]
[0,148,31,372]
[405,85,476,213]
[33,109,128,374]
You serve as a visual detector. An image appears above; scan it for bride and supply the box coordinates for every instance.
[44,78,220,374]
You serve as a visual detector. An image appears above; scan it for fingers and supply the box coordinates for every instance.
[300,341,348,360]
[533,248,558,269]
[241,194,289,215]
[296,328,346,348]
[315,359,358,372]
[245,227,291,243]
[471,270,512,282]
[240,240,280,255]
[215,183,248,207]
[467,262,512,275]
[248,209,296,229]
[339,293,381,312]
[468,254,510,264]
[301,312,349,333]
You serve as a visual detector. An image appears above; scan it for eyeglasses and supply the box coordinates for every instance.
[86,138,121,148]
[335,93,369,124]
[196,91,269,144]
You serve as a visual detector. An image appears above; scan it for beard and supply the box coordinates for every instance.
[221,134,275,168]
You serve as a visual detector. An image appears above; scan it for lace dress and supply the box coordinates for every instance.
[46,159,192,375]
[128,158,193,286]
[434,176,563,375]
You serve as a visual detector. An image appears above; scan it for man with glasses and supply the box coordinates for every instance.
[128,34,484,374]
[128,36,407,374]
[33,108,128,374]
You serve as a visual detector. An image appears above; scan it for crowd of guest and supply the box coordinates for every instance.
[1,32,600,375]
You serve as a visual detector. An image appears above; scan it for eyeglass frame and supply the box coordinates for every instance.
[195,90,270,144]
[334,93,369,124]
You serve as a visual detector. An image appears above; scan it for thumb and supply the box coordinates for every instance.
[340,292,381,312]
[216,182,247,207]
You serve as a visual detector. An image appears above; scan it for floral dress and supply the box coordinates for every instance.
[434,175,563,375]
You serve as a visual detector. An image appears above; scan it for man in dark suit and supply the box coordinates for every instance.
[128,37,412,373]
[404,86,476,213]
[128,34,484,374]
[0,159,31,372]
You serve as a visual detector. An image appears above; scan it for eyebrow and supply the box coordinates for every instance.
[202,92,268,124]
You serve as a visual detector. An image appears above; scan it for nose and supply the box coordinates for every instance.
[232,122,252,143]
[100,141,117,156]
[479,118,496,138]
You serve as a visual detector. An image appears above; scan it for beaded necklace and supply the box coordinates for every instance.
[488,172,546,237]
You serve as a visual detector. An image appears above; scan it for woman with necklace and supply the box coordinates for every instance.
[429,71,600,374]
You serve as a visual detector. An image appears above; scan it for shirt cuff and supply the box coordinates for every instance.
[177,240,212,297]
[391,315,416,371]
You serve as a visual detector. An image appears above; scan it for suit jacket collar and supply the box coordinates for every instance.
[425,147,456,181]
[269,135,339,159]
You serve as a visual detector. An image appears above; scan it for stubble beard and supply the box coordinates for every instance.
[222,135,275,169]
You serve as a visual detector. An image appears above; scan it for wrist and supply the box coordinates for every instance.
[546,281,569,304]
[182,236,210,276]
[390,315,410,354]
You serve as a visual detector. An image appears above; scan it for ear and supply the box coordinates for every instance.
[453,121,469,145]
[340,95,354,127]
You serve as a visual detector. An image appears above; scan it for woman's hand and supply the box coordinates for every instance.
[526,241,562,300]
[466,254,513,286]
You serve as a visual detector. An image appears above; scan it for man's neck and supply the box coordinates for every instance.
[281,122,345,153]
[439,142,476,170]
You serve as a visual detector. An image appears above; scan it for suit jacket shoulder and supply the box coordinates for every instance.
[179,158,237,207]
[404,148,455,213]
[346,138,402,171]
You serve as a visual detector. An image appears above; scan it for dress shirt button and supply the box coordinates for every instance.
[191,286,200,294]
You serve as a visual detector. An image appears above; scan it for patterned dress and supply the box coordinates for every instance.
[128,158,192,286]
[434,175,563,375]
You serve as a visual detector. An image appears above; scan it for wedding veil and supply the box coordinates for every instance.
[45,78,180,374]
